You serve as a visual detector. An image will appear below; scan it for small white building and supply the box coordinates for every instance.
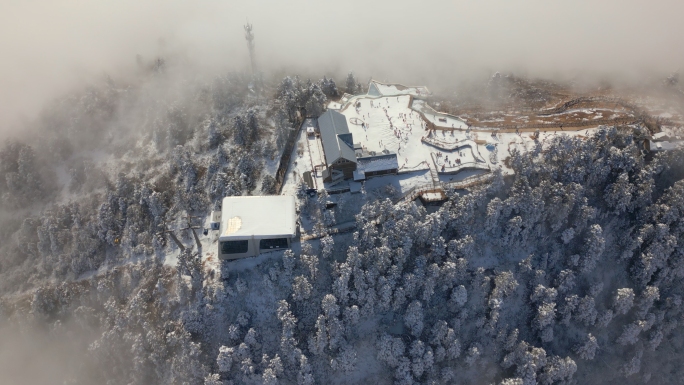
[217,196,297,260]
[646,139,683,152]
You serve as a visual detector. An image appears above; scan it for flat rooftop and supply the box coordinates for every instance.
[220,196,296,239]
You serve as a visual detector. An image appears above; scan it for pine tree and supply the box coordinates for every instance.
[404,300,425,337]
[345,72,361,95]
[613,288,635,315]
[292,275,312,302]
[304,82,327,117]
[574,333,598,360]
[320,76,339,98]
[234,114,248,146]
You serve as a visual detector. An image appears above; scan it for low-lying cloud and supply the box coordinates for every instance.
[1,0,682,131]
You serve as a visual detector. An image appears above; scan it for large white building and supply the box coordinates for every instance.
[217,196,297,260]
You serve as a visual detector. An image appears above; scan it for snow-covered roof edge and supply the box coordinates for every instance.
[318,110,357,165]
[219,196,296,240]
[366,79,432,97]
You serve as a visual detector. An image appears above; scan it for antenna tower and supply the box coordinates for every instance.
[244,23,256,74]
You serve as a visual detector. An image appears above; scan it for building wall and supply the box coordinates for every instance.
[324,159,357,181]
[219,236,293,260]
[219,238,258,260]
[365,168,398,178]
[334,162,357,179]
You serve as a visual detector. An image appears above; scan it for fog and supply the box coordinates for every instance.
[0,320,99,385]
[1,2,684,384]
[1,0,682,131]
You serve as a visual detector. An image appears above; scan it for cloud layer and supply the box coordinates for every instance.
[1,0,682,130]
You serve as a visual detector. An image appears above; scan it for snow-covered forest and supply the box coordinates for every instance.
[1,64,684,385]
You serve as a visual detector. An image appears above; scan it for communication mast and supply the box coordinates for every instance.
[244,23,256,75]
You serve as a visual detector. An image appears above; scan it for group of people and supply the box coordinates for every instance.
[436,151,465,171]
[357,96,453,163]
[440,157,462,171]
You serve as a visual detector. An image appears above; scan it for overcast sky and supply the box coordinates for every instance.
[1,0,682,129]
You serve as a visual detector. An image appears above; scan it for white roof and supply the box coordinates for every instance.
[220,196,296,240]
[651,140,682,151]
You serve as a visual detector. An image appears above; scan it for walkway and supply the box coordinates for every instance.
[428,158,441,189]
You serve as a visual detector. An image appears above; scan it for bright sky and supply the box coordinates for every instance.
[1,0,682,130]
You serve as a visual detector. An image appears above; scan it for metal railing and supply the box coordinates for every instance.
[394,172,494,204]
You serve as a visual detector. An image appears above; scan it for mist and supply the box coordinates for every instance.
[2,0,683,132]
[1,2,684,384]
[0,319,100,385]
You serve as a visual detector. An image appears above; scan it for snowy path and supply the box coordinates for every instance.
[349,98,423,152]
[342,95,434,171]
[332,83,628,180]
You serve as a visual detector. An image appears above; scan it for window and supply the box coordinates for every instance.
[259,238,289,250]
[221,240,249,254]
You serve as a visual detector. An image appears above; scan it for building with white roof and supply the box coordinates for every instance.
[216,196,297,260]
[646,139,683,152]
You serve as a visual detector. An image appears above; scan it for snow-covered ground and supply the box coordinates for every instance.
[368,80,430,97]
[337,93,504,177]
[282,82,623,201]
[363,169,432,193]
[338,94,494,175]
[658,125,684,139]
[412,99,468,129]
[342,95,434,170]
[281,119,327,195]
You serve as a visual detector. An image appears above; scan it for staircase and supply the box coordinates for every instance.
[328,169,345,187]
[428,155,441,189]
